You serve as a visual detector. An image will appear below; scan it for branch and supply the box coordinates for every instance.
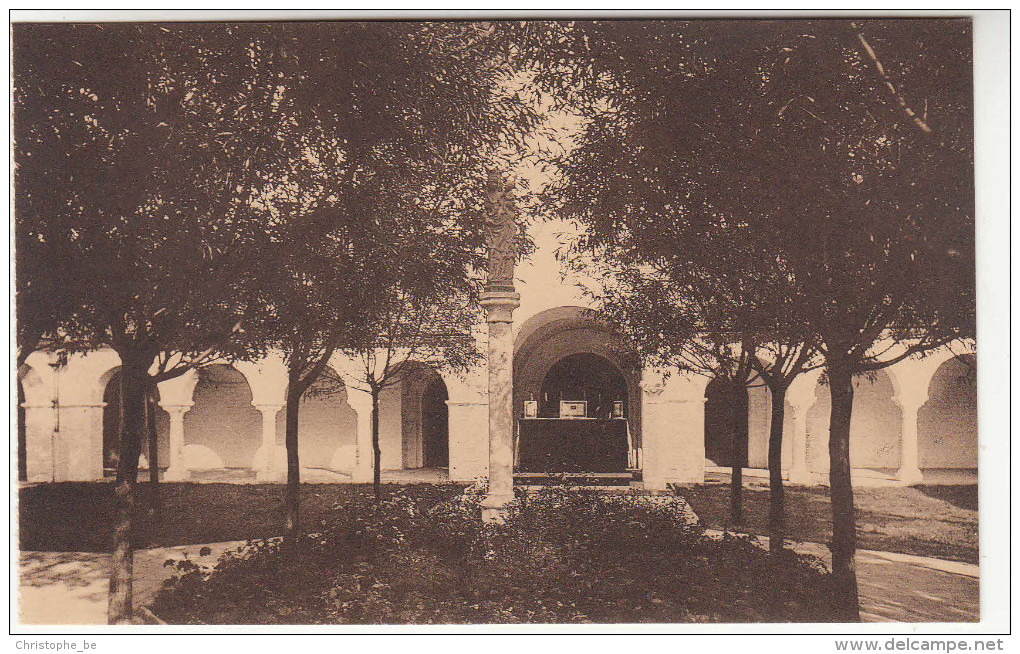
[852,22,932,134]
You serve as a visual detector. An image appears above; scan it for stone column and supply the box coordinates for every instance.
[161,403,193,481]
[479,290,520,523]
[786,371,820,485]
[894,387,928,486]
[254,404,284,482]
[55,403,106,480]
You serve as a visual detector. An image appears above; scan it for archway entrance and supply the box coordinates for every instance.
[704,378,748,468]
[421,376,449,468]
[539,353,628,419]
[513,307,640,475]
[518,352,631,473]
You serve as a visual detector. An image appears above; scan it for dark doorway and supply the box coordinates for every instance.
[704,378,748,467]
[538,352,628,419]
[421,376,449,468]
[102,371,171,474]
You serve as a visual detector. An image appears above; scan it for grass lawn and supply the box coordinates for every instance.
[18,481,440,552]
[148,485,839,624]
[676,480,978,563]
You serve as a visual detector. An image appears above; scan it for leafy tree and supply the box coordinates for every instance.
[534,18,973,619]
[13,22,291,623]
[341,235,483,501]
[240,21,538,533]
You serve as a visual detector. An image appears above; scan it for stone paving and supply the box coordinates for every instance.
[18,533,978,625]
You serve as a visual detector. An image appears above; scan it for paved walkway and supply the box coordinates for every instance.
[705,529,979,623]
[19,541,245,625]
[18,534,978,625]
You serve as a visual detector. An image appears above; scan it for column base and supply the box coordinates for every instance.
[897,466,924,486]
[480,493,514,525]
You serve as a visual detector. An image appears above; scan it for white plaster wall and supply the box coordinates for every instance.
[274,373,358,470]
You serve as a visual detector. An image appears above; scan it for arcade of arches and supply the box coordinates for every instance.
[16,308,976,487]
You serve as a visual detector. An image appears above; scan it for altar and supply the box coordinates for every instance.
[516,417,630,473]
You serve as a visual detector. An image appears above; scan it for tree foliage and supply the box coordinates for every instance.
[532,18,974,620]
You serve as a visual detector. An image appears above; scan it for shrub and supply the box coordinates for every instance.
[152,484,836,624]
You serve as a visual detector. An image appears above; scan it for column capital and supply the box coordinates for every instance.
[480,291,521,323]
[159,401,194,414]
[252,402,284,414]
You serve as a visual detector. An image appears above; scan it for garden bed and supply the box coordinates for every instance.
[151,485,839,624]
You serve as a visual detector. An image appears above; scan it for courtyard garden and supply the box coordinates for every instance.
[18,480,978,624]
[147,485,837,624]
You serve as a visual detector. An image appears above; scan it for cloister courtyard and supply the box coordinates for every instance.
[18,476,978,624]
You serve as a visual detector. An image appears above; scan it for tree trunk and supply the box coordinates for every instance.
[284,383,302,536]
[108,353,147,625]
[827,364,860,621]
[146,391,160,521]
[729,381,748,526]
[18,381,27,482]
[372,389,382,501]
[768,384,787,557]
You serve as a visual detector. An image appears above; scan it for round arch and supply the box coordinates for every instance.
[918,354,977,471]
[396,362,449,469]
[184,364,261,469]
[513,306,641,445]
[100,367,171,473]
[806,368,902,472]
[274,365,359,471]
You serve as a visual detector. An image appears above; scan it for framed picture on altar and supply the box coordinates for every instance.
[612,401,625,418]
[523,400,538,418]
[559,401,587,418]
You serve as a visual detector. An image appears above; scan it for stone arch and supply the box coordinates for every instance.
[918,354,977,470]
[806,368,902,472]
[99,367,171,473]
[394,362,449,469]
[274,365,359,471]
[184,364,261,469]
[513,306,642,446]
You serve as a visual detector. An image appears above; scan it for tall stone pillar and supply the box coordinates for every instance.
[479,290,520,523]
[478,170,521,523]
[23,403,57,482]
[254,404,285,482]
[786,371,821,485]
[158,370,199,482]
